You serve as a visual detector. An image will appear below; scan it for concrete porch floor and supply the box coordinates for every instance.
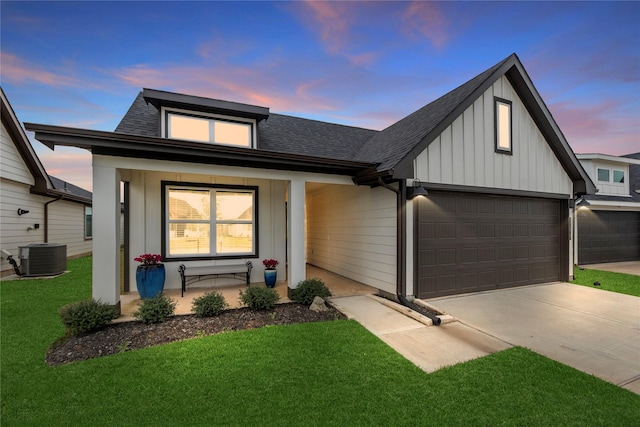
[118,264,377,322]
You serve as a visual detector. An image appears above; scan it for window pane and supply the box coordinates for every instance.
[216,224,253,253]
[497,102,511,151]
[168,114,210,142]
[597,168,610,182]
[214,121,251,147]
[216,192,253,220]
[169,223,210,255]
[613,170,625,183]
[169,189,210,220]
[85,206,92,238]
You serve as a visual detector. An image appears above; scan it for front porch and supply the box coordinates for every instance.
[117,264,377,322]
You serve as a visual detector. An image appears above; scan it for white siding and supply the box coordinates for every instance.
[48,201,92,258]
[580,159,629,196]
[306,183,396,294]
[1,121,34,186]
[416,76,573,196]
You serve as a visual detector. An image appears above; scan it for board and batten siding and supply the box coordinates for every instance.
[306,183,396,294]
[127,170,287,290]
[416,76,573,196]
[578,159,629,197]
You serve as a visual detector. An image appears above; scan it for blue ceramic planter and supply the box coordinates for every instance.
[264,269,277,288]
[136,264,166,299]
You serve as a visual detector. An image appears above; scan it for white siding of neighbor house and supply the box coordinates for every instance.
[47,201,93,258]
[1,119,94,275]
[415,76,573,196]
[1,121,34,186]
[306,183,397,294]
[579,159,630,197]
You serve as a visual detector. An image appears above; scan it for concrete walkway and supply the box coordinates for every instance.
[582,261,640,276]
[427,283,640,394]
[330,295,511,373]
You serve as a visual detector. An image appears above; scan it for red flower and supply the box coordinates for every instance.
[263,259,279,270]
[134,254,162,266]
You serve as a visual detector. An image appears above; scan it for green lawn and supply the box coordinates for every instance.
[572,268,640,297]
[2,257,638,426]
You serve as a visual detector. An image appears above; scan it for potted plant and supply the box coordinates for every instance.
[134,254,165,299]
[262,258,279,288]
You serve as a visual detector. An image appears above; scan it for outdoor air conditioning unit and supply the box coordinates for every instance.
[18,243,67,277]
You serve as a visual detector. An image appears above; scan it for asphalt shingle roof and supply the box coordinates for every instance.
[49,176,92,201]
[115,92,160,137]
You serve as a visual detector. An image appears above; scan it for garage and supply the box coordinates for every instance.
[577,209,640,265]
[415,191,568,299]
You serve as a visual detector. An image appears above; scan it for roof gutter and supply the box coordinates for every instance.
[377,177,441,326]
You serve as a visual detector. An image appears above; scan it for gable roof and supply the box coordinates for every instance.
[353,53,594,195]
[1,87,92,204]
[25,54,595,195]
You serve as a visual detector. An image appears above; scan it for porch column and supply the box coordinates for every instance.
[92,164,121,311]
[287,178,305,295]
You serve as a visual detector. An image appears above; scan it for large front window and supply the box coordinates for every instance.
[166,111,253,147]
[163,183,257,259]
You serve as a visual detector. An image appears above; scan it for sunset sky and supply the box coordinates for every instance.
[1,1,638,191]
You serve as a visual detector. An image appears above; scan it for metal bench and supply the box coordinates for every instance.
[178,261,253,297]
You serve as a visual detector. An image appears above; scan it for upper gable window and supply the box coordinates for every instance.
[165,110,253,148]
[597,168,610,182]
[613,170,625,183]
[494,97,512,155]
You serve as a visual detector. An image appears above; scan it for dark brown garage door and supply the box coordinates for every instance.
[415,191,567,299]
[577,210,640,265]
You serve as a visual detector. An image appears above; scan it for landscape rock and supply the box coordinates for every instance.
[309,296,328,312]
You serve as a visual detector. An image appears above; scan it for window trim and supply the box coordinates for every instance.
[84,205,92,240]
[597,168,610,182]
[161,181,259,261]
[161,107,256,148]
[494,97,513,155]
[613,169,625,184]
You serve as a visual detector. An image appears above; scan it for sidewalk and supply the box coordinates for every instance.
[330,295,511,373]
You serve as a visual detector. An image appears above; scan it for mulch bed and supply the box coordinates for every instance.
[46,303,346,366]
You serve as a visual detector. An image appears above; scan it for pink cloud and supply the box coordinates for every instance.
[37,147,93,192]
[549,100,639,156]
[0,52,79,86]
[401,1,449,48]
[304,1,351,54]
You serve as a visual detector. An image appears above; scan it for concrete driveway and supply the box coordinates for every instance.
[582,261,640,276]
[426,283,640,394]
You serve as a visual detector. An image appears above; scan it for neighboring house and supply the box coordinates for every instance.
[574,153,640,265]
[25,53,595,310]
[0,87,94,276]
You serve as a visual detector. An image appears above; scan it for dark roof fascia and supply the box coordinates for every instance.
[390,54,596,196]
[0,88,52,192]
[504,61,596,196]
[390,55,515,180]
[142,88,270,122]
[24,123,377,177]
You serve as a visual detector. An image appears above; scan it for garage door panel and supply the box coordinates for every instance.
[416,192,563,299]
[577,210,640,264]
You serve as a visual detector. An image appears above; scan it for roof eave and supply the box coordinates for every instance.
[24,123,376,177]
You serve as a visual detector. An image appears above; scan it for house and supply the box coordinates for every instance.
[1,88,94,276]
[25,53,595,311]
[574,153,640,265]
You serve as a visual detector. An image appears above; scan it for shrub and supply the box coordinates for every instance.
[59,299,119,335]
[192,291,228,317]
[133,294,176,324]
[239,286,280,310]
[291,278,332,305]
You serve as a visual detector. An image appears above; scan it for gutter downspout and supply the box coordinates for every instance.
[377,177,441,326]
[44,196,63,243]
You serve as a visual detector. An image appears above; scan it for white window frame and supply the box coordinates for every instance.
[597,168,625,184]
[162,182,258,260]
[161,107,257,148]
[597,168,610,182]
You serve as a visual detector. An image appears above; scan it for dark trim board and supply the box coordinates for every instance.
[422,182,571,200]
[414,190,568,299]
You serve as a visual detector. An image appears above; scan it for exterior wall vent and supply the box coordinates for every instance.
[18,244,67,277]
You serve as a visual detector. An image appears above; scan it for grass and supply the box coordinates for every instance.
[2,256,639,426]
[572,268,640,297]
